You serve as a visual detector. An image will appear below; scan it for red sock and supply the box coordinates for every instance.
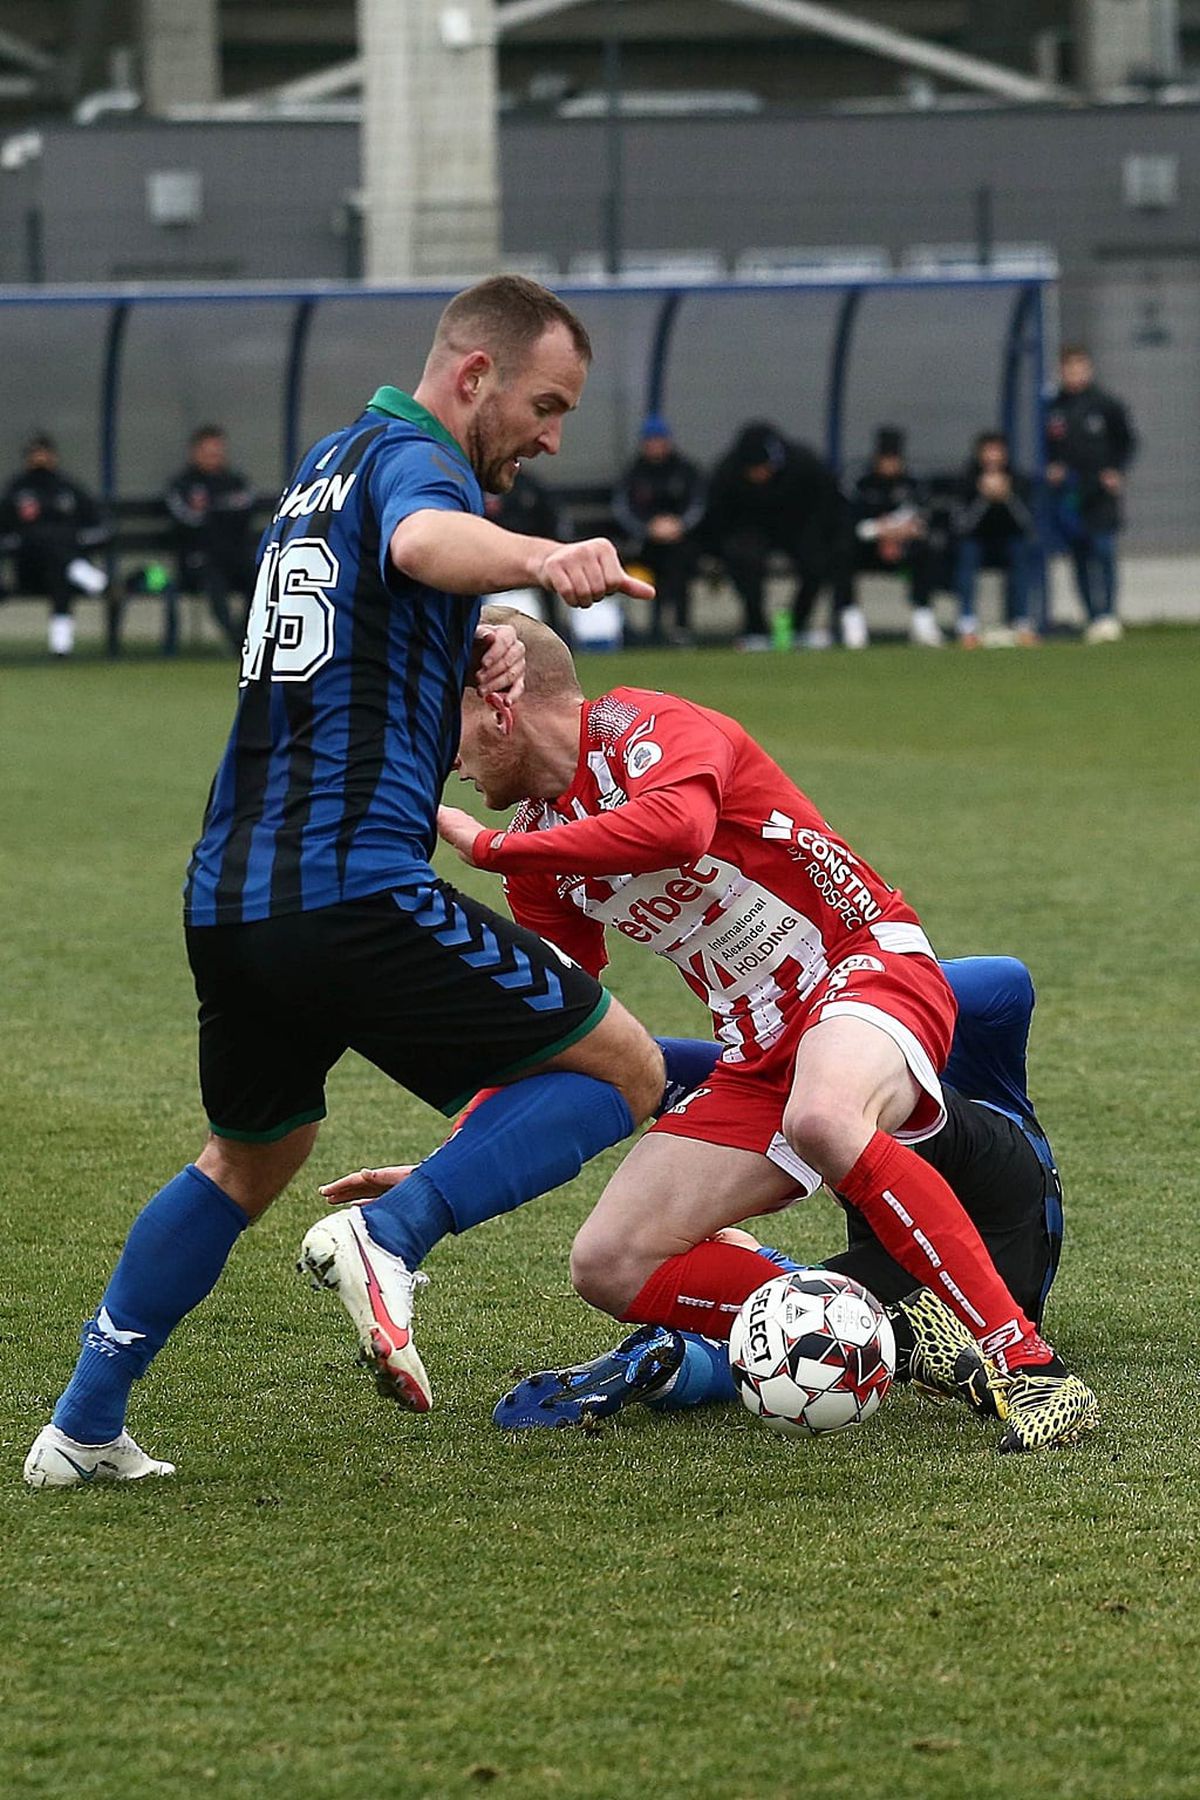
[839,1130,1051,1368]
[623,1239,775,1339]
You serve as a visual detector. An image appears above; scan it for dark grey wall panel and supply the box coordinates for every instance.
[4,106,1198,547]
[37,124,358,282]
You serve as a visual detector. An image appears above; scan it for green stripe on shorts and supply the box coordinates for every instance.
[207,1106,327,1144]
[439,988,614,1116]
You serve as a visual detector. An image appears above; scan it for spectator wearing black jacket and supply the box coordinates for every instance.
[1045,346,1137,643]
[164,426,257,652]
[953,431,1039,647]
[849,426,942,647]
[0,433,111,656]
[612,415,705,645]
[700,422,853,651]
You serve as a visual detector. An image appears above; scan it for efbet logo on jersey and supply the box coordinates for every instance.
[608,859,723,942]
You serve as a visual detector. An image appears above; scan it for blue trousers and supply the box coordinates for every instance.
[954,535,1036,629]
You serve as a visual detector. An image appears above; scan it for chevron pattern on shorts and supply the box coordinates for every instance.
[392,886,564,1012]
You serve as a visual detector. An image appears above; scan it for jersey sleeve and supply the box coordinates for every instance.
[474,695,735,877]
[473,780,719,877]
[503,871,608,978]
[369,437,481,585]
[608,693,736,794]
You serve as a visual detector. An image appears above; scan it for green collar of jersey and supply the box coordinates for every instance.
[366,386,469,464]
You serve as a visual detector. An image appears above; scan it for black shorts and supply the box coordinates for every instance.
[825,1090,1062,1327]
[186,881,609,1142]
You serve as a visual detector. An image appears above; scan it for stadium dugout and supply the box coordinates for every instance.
[0,264,1054,650]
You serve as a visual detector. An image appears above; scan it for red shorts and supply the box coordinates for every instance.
[650,946,957,1198]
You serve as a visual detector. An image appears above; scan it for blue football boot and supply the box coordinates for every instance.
[493,1325,685,1429]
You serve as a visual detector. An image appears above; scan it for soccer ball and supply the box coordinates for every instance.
[729,1270,896,1438]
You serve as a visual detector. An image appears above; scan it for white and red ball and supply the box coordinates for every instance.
[728,1270,896,1438]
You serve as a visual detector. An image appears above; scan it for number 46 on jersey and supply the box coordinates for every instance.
[240,538,338,687]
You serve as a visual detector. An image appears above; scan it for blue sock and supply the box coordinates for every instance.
[53,1164,248,1444]
[646,1334,737,1409]
[655,1036,722,1115]
[645,1249,809,1412]
[361,1073,636,1266]
[758,1245,803,1273]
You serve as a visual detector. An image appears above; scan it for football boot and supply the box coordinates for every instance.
[23,1424,175,1489]
[890,1287,1009,1422]
[998,1360,1100,1453]
[298,1206,432,1412]
[493,1325,685,1430]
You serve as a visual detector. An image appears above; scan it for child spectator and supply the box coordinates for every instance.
[953,431,1039,647]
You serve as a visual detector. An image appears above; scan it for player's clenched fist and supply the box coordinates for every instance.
[536,537,655,608]
[437,803,487,865]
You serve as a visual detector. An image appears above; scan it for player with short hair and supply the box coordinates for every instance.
[163,423,258,652]
[433,610,1097,1452]
[24,276,664,1490]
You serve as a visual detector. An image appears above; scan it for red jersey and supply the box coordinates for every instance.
[473,688,936,1066]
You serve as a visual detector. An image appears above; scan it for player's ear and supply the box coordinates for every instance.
[485,692,514,735]
[456,350,493,403]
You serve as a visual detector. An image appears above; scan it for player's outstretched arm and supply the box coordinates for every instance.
[319,1165,415,1204]
[438,774,720,875]
[390,510,654,609]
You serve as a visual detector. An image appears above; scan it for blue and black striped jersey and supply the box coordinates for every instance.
[185,388,484,927]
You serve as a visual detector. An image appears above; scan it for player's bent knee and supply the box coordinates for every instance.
[781,1094,864,1181]
[623,1036,668,1125]
[556,1001,665,1125]
[569,1227,639,1318]
[589,1011,664,1123]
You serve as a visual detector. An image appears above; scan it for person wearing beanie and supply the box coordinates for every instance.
[698,421,854,651]
[612,416,705,646]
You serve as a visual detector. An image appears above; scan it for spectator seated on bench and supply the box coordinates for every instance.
[847,425,943,648]
[698,422,850,651]
[611,415,706,646]
[106,487,272,657]
[163,425,258,655]
[0,433,111,657]
[951,431,1040,647]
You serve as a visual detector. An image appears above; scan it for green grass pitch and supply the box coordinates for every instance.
[2,630,1198,1800]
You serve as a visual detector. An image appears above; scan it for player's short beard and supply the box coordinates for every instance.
[467,394,518,494]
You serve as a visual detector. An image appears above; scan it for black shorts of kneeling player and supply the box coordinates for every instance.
[825,1087,1063,1330]
[186,880,609,1142]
